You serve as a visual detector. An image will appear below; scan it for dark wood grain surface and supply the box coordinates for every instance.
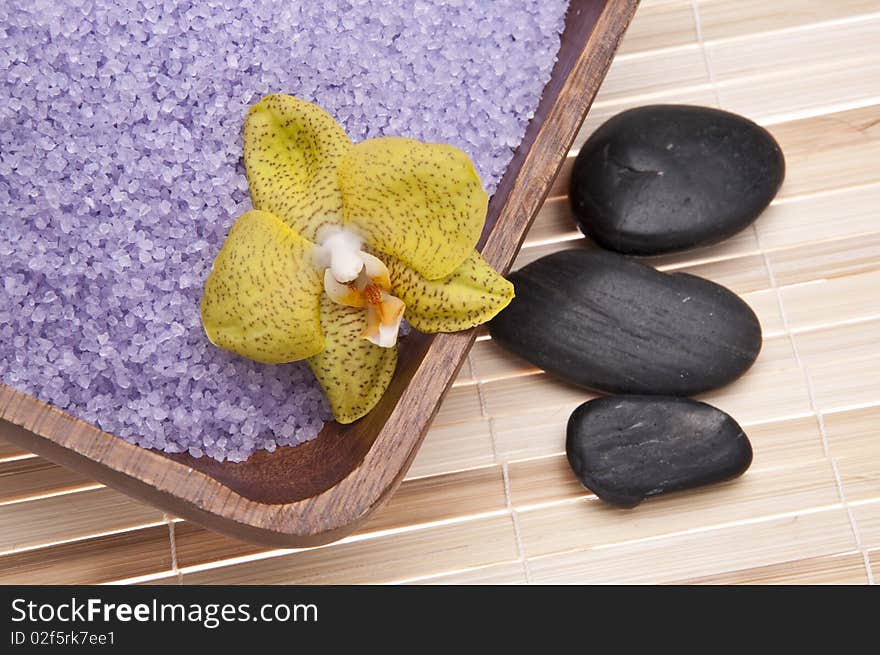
[0,0,639,547]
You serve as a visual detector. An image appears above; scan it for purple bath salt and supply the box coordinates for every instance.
[0,0,569,462]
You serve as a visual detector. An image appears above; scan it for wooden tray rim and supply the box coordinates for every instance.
[0,0,639,547]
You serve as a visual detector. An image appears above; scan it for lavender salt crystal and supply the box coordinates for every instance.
[0,0,569,462]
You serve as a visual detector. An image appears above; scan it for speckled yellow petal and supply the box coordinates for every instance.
[339,136,488,280]
[200,210,324,364]
[244,94,352,241]
[386,249,514,333]
[307,296,398,424]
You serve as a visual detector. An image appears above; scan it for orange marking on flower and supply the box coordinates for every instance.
[363,283,383,306]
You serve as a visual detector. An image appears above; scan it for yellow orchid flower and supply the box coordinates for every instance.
[200,94,514,424]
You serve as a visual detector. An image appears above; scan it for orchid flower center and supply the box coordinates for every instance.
[315,226,405,348]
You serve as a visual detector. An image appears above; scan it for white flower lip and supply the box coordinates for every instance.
[365,320,400,348]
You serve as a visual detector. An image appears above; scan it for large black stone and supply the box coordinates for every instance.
[569,105,785,255]
[488,249,762,395]
[566,395,753,508]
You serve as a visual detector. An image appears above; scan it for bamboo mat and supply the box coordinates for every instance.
[2,0,879,585]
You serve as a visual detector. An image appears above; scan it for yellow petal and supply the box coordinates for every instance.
[244,94,352,241]
[386,250,514,333]
[200,210,324,364]
[339,137,488,280]
[307,296,398,424]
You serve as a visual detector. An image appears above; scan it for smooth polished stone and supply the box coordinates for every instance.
[570,105,785,255]
[566,395,753,508]
[488,249,762,395]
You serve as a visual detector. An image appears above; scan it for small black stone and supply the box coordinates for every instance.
[566,395,753,508]
[569,105,785,255]
[488,249,762,396]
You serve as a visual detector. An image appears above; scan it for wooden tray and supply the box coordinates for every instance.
[0,0,638,547]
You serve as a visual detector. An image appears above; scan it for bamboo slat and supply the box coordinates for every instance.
[823,405,880,457]
[772,106,880,198]
[756,184,880,251]
[2,0,878,585]
[359,466,507,534]
[479,340,812,429]
[579,86,723,144]
[525,508,857,584]
[852,501,880,549]
[0,458,96,504]
[616,1,697,55]
[706,16,880,80]
[0,487,165,554]
[174,515,519,585]
[406,420,495,479]
[432,385,483,427]
[807,354,880,412]
[407,561,527,585]
[679,552,870,585]
[517,459,841,557]
[780,270,880,331]
[697,0,880,42]
[0,526,174,585]
[766,233,880,286]
[835,453,880,504]
[716,55,880,122]
[588,45,712,106]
